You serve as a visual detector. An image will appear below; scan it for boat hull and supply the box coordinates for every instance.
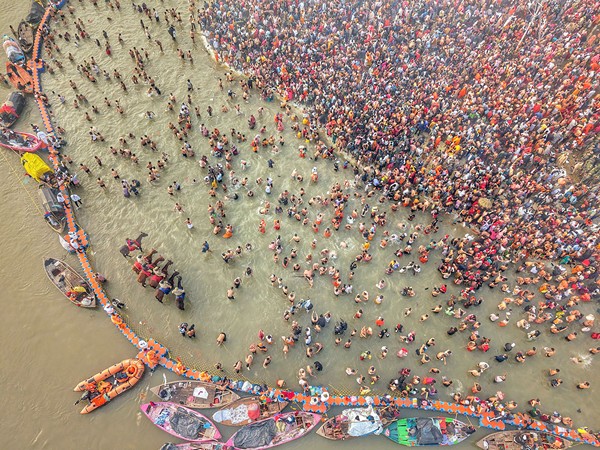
[160,443,231,450]
[43,257,96,307]
[141,402,221,442]
[1,130,44,153]
[44,212,66,233]
[213,397,289,427]
[17,21,35,54]
[316,405,385,441]
[384,417,473,446]
[150,381,240,409]
[476,430,573,450]
[0,91,26,128]
[39,185,66,233]
[225,411,321,449]
[74,359,145,414]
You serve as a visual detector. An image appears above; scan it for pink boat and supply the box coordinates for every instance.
[225,411,321,449]
[141,402,221,443]
[0,130,45,153]
[160,443,231,450]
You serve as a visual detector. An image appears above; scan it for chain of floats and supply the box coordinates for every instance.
[27,1,599,446]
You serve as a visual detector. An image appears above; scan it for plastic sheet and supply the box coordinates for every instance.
[169,406,209,440]
[26,0,45,25]
[233,419,277,449]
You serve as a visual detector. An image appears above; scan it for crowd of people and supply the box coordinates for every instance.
[200,0,599,224]
[199,0,600,389]
[30,0,600,439]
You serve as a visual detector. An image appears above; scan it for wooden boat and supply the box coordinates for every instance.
[39,185,66,233]
[384,417,474,446]
[160,442,231,450]
[24,0,46,27]
[225,411,321,449]
[0,130,44,153]
[317,405,397,440]
[141,402,221,442]
[476,430,573,450]
[150,380,240,409]
[0,91,26,127]
[43,257,96,307]
[74,359,145,414]
[17,21,35,54]
[18,0,45,55]
[6,61,34,94]
[212,397,289,427]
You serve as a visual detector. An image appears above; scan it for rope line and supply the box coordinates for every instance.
[0,149,46,216]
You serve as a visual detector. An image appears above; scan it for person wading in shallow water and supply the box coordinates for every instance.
[44,0,600,428]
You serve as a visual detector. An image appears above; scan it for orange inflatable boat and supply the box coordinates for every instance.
[6,61,34,94]
[73,358,145,414]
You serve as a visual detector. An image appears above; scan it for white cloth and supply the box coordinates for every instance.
[37,131,48,144]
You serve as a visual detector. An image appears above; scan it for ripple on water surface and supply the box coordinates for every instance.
[38,0,599,430]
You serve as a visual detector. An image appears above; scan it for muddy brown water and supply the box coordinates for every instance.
[0,1,597,449]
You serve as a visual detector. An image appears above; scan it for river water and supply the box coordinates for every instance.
[0,1,597,449]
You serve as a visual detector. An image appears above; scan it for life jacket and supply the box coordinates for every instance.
[145,351,159,368]
[98,381,111,394]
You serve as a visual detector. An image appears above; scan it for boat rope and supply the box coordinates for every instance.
[464,414,475,427]
[0,149,45,216]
